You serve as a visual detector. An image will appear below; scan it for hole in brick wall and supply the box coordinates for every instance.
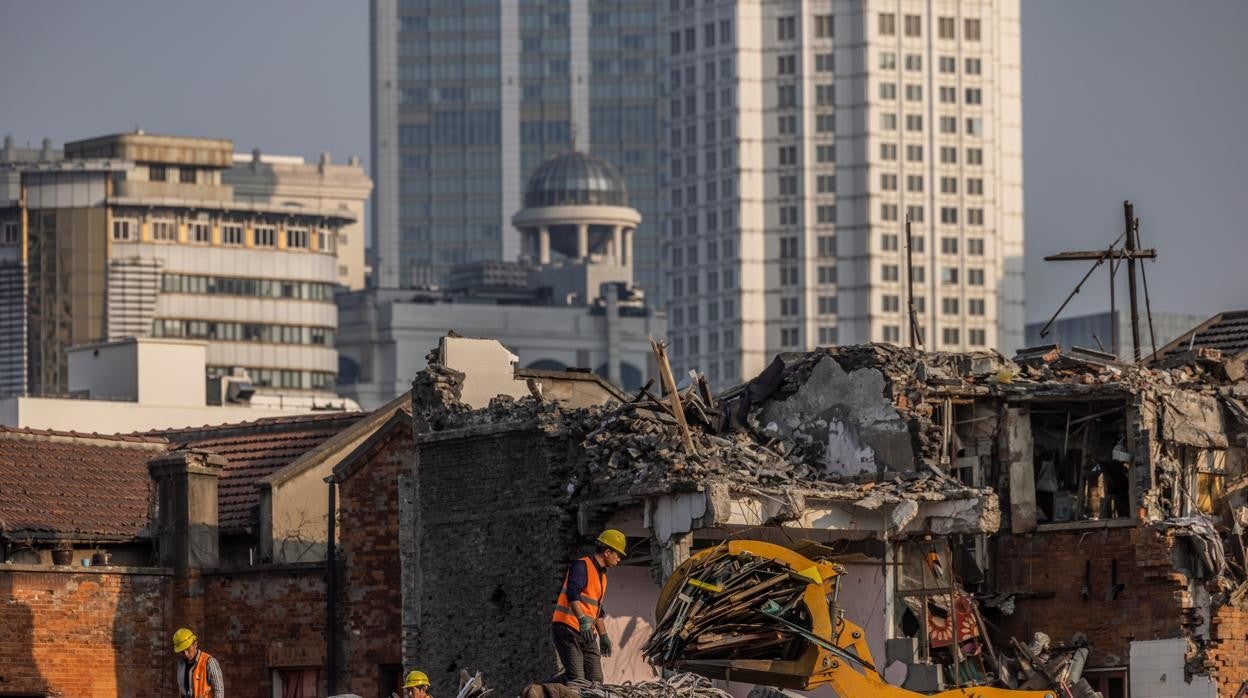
[1029,400,1130,523]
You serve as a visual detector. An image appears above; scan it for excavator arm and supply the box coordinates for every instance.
[651,540,1055,698]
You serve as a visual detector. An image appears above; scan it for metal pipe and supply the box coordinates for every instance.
[325,477,338,694]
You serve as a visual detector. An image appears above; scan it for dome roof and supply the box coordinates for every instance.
[524,151,629,208]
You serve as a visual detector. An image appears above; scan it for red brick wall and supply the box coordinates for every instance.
[201,565,327,698]
[0,568,170,698]
[1209,603,1248,695]
[991,525,1188,668]
[336,427,410,697]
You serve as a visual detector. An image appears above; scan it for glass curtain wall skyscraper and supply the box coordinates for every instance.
[371,0,664,301]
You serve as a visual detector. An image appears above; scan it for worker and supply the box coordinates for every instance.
[550,528,627,683]
[172,627,224,698]
[399,670,432,698]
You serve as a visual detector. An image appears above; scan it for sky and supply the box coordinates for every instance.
[1,0,1245,323]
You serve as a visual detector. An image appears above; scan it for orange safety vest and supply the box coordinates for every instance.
[552,555,607,631]
[187,650,215,698]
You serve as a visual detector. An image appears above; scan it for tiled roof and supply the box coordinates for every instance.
[0,428,169,541]
[1152,310,1248,362]
[153,412,365,533]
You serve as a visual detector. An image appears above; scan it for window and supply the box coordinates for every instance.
[780,327,800,348]
[179,168,197,184]
[151,219,177,242]
[779,175,797,196]
[778,54,796,75]
[880,143,897,160]
[779,145,797,165]
[968,268,985,285]
[965,57,982,75]
[818,144,837,162]
[149,165,166,182]
[966,118,983,136]
[967,148,983,165]
[254,226,277,247]
[818,326,839,345]
[941,237,958,254]
[907,205,924,222]
[904,15,921,37]
[111,219,135,242]
[815,53,834,73]
[939,56,956,74]
[815,84,835,106]
[880,52,896,70]
[938,17,955,39]
[817,265,836,284]
[940,207,958,224]
[881,204,899,222]
[965,88,982,105]
[780,206,799,225]
[780,265,799,286]
[222,224,244,245]
[778,114,797,134]
[941,267,959,284]
[942,327,960,345]
[967,178,984,196]
[967,238,985,256]
[777,16,796,41]
[882,234,899,251]
[964,18,981,41]
[880,82,897,100]
[940,146,958,164]
[815,15,833,38]
[189,221,211,244]
[906,144,923,162]
[942,297,960,315]
[882,264,900,282]
[779,236,799,259]
[968,208,985,226]
[940,177,958,194]
[780,297,799,317]
[905,114,923,132]
[912,265,926,282]
[287,228,310,249]
[940,116,957,134]
[905,84,922,101]
[906,175,923,192]
[883,325,900,343]
[881,173,898,191]
[913,296,926,312]
[881,112,897,130]
[816,205,837,224]
[969,328,986,346]
[816,175,836,193]
[882,295,900,312]
[879,13,896,36]
[704,22,715,47]
[904,54,922,71]
[777,84,797,107]
[968,298,986,316]
[817,235,836,258]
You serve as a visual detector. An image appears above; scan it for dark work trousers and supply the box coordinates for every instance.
[552,622,603,684]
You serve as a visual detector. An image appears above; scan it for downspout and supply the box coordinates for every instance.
[325,476,338,694]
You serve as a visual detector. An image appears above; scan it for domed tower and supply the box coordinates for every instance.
[512,151,641,282]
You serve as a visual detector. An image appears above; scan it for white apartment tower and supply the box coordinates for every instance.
[663,0,1024,384]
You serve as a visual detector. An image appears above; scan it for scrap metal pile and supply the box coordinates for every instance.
[567,673,734,698]
[642,549,823,667]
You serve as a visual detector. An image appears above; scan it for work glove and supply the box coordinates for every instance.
[599,632,613,657]
[578,616,596,644]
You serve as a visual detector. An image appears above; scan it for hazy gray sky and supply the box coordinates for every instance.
[2,1,1245,322]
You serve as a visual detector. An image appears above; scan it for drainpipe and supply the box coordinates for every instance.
[325,476,338,694]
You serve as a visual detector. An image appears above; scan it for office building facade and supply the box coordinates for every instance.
[369,0,665,301]
[662,0,1023,384]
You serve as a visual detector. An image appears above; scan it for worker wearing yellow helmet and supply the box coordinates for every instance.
[401,670,432,698]
[171,627,224,697]
[550,529,627,683]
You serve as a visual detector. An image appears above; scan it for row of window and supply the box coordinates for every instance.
[882,263,987,286]
[152,319,334,346]
[1,221,17,245]
[881,53,982,76]
[112,218,335,251]
[880,144,986,165]
[669,18,734,55]
[670,298,738,328]
[880,83,984,106]
[880,13,982,42]
[670,267,737,297]
[668,57,735,90]
[880,113,985,136]
[207,365,334,391]
[160,273,337,302]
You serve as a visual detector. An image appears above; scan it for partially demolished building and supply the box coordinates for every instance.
[377,340,1248,698]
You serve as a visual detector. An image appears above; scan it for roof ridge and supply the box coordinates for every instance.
[0,425,170,447]
[138,410,367,438]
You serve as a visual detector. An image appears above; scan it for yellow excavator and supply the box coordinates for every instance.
[650,540,1059,698]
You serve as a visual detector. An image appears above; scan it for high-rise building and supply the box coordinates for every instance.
[662,0,1024,385]
[369,0,665,301]
[0,132,360,398]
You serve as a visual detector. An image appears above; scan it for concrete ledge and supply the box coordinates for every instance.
[0,563,172,575]
[1034,518,1137,532]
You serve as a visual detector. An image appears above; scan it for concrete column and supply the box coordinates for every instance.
[612,226,623,264]
[538,226,551,264]
[622,228,633,265]
[148,449,226,571]
[576,223,589,259]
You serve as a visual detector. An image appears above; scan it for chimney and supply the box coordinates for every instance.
[148,450,226,570]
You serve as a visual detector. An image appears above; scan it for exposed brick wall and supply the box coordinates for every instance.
[409,426,581,697]
[201,565,327,698]
[992,526,1188,668]
[337,426,411,697]
[1209,603,1248,695]
[0,568,169,698]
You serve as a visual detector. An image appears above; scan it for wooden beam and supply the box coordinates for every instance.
[650,336,697,456]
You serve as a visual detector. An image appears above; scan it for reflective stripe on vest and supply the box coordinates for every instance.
[190,651,214,698]
[551,555,607,630]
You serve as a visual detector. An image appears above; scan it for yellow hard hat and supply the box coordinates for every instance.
[404,670,431,689]
[597,529,627,555]
[172,628,197,653]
